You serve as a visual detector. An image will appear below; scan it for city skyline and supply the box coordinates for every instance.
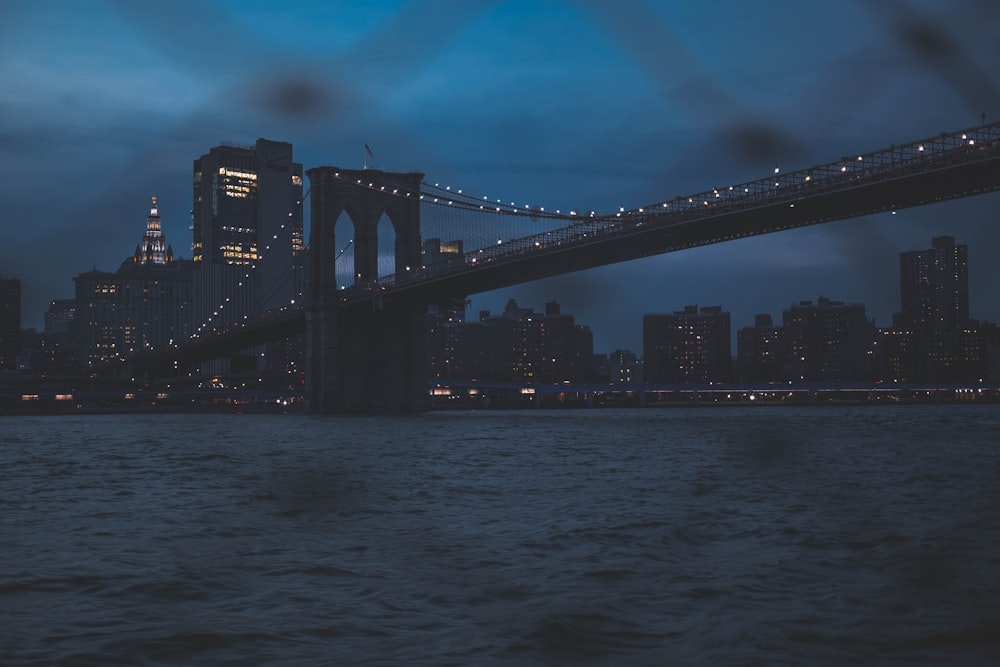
[24,221,997,360]
[3,1,1000,354]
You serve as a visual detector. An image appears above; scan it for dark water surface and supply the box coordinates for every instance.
[2,407,999,666]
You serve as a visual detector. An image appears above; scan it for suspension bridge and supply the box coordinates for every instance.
[131,120,1000,412]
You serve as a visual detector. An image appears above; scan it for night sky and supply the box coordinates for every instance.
[3,0,999,353]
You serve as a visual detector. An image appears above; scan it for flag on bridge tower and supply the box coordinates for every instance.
[364,143,376,169]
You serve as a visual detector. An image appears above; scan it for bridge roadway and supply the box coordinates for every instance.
[133,121,1000,377]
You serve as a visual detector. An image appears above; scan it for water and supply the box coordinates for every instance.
[2,407,999,666]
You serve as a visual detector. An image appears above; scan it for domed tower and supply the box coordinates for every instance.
[136,196,168,265]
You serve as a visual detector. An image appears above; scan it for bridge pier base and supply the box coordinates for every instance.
[305,303,428,414]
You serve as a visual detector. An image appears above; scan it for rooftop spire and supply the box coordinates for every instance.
[137,195,167,265]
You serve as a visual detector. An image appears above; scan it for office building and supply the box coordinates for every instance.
[191,139,304,332]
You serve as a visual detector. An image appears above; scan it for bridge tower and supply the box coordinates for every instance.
[305,166,427,413]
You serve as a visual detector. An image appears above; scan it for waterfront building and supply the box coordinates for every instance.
[643,305,731,384]
[876,324,990,383]
[782,297,875,383]
[608,349,643,385]
[736,314,786,382]
[0,277,21,370]
[895,235,969,332]
[453,298,593,384]
[423,238,468,381]
[879,236,985,382]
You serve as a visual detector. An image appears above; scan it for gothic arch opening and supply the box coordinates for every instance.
[333,210,355,289]
[377,212,397,279]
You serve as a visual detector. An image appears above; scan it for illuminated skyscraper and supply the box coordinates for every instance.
[71,198,192,367]
[191,139,305,333]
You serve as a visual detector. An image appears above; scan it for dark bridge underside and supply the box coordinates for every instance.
[131,151,1000,378]
[386,153,1000,305]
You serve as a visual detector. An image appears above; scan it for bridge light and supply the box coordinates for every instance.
[774,165,780,174]
[918,144,925,151]
[857,155,863,161]
[841,165,847,172]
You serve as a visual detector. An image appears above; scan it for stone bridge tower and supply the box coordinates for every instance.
[304,167,427,413]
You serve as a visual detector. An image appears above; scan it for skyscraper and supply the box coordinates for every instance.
[895,235,969,332]
[71,198,192,367]
[191,139,304,333]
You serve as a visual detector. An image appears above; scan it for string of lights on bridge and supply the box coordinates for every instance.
[192,204,304,339]
[186,120,998,340]
[322,122,998,227]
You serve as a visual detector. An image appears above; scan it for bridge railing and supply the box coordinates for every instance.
[406,120,1000,282]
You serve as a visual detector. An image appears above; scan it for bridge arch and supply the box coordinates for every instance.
[306,166,423,302]
[304,166,427,412]
[333,211,355,289]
